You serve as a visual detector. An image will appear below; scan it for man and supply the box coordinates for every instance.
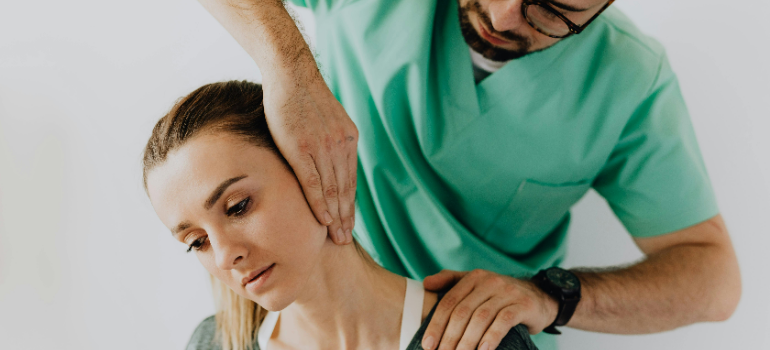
[197,0,741,349]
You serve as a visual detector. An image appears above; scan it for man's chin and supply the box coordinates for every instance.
[460,17,532,60]
[469,41,531,61]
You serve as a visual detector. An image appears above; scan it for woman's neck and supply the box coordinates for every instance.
[270,239,421,350]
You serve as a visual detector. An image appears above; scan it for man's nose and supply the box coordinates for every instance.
[487,0,527,33]
[210,230,249,270]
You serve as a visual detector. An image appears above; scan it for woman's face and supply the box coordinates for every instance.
[147,132,327,311]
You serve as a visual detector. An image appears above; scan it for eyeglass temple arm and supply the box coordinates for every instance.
[572,0,616,34]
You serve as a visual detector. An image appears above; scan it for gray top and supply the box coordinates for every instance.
[186,293,538,350]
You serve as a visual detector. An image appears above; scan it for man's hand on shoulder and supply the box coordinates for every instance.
[421,269,557,350]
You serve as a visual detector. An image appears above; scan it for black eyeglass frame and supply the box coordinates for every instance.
[521,0,616,38]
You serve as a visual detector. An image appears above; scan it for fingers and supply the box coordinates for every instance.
[455,297,509,350]
[479,305,527,350]
[314,137,344,244]
[422,271,546,350]
[421,270,476,350]
[341,125,358,242]
[332,138,356,244]
[438,287,498,350]
[347,149,358,232]
[423,270,467,291]
[293,150,334,229]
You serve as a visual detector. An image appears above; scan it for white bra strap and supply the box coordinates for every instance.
[257,279,424,350]
[399,278,425,350]
[257,310,280,350]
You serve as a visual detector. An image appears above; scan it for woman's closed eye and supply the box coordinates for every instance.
[226,198,251,217]
[187,236,208,253]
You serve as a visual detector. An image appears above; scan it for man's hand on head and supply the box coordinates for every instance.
[421,269,558,350]
[263,63,358,245]
[195,0,358,245]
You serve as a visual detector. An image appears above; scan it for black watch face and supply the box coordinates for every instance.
[546,268,579,291]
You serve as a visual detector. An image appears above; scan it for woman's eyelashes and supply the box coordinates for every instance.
[184,197,252,252]
[186,236,208,253]
[226,197,251,217]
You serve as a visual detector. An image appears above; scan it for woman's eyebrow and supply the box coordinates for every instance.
[172,221,192,236]
[170,175,249,237]
[549,0,592,12]
[204,175,248,210]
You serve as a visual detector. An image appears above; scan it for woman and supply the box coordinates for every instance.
[143,80,537,350]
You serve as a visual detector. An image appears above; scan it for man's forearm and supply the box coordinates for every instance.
[568,239,741,333]
[197,0,319,84]
[419,216,740,349]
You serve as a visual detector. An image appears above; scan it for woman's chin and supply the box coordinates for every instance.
[243,275,298,312]
[250,291,295,312]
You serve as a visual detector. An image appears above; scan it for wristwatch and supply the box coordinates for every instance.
[531,267,581,335]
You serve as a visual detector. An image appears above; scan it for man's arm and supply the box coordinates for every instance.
[569,214,741,333]
[421,214,741,350]
[197,0,358,244]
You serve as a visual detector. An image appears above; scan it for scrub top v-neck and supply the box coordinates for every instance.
[292,0,716,275]
[256,278,425,350]
[288,1,719,348]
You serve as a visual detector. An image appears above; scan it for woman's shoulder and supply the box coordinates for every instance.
[185,315,263,350]
[494,324,539,350]
[408,322,537,350]
[186,315,221,350]
[408,293,538,350]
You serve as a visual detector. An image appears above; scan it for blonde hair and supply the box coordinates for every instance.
[211,275,265,350]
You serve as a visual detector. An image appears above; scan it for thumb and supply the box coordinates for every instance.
[422,270,466,291]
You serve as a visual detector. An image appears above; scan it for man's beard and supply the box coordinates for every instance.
[458,0,536,61]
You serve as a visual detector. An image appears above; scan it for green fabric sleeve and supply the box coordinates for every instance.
[285,0,356,12]
[592,54,719,237]
[285,0,308,7]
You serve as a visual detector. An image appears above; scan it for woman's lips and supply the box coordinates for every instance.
[243,263,275,293]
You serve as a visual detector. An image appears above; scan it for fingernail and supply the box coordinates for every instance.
[336,228,345,243]
[479,342,489,350]
[423,336,436,350]
[345,228,352,242]
[323,211,333,225]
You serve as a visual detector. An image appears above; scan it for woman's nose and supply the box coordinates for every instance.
[488,0,527,33]
[210,231,249,270]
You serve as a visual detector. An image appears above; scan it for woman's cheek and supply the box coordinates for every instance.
[198,254,234,288]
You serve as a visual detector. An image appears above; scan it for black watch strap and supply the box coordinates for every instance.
[533,267,581,335]
[542,294,579,334]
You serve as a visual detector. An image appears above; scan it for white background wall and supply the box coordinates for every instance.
[0,0,767,349]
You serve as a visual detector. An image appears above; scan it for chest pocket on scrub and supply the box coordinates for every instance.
[482,179,592,255]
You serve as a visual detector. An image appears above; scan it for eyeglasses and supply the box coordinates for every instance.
[521,0,615,38]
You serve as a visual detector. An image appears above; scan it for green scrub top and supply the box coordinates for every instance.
[289,0,718,347]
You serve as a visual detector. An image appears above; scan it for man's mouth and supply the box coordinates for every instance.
[477,17,512,46]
